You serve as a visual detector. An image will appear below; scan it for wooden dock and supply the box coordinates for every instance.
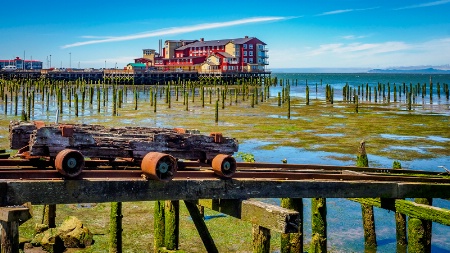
[0,69,271,84]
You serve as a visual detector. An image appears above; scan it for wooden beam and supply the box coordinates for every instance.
[184,201,218,253]
[2,180,450,206]
[194,199,299,233]
[0,206,31,223]
[348,198,450,226]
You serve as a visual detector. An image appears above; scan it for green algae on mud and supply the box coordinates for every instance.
[0,80,448,165]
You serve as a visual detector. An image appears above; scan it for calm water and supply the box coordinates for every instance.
[250,73,450,252]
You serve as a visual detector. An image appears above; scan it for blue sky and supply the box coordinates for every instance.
[1,0,449,69]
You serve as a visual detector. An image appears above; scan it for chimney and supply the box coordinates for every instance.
[245,36,248,38]
[200,38,204,42]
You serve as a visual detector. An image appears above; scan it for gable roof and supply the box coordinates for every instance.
[176,37,264,50]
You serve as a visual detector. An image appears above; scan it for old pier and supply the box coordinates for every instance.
[0,69,271,84]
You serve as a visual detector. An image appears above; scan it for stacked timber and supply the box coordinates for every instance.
[9,121,238,161]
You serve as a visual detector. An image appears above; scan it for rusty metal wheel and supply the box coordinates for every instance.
[55,149,85,178]
[141,152,177,181]
[211,154,236,178]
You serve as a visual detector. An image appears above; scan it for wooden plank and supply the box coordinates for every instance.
[195,199,299,233]
[348,198,450,226]
[2,179,450,206]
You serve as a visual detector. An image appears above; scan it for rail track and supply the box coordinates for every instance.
[0,158,449,184]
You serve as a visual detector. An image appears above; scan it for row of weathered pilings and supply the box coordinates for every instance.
[1,76,448,122]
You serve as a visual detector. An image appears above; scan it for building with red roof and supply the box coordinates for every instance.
[135,36,268,73]
[0,57,43,70]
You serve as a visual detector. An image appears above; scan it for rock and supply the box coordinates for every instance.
[35,224,49,234]
[38,228,65,253]
[58,216,93,248]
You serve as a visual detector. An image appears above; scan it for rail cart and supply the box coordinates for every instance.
[9,121,239,181]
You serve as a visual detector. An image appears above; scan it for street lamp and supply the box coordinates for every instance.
[69,52,71,69]
[50,55,52,69]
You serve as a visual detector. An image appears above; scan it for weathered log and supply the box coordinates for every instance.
[9,121,238,161]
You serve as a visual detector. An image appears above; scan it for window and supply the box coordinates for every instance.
[244,51,247,56]
[249,58,253,63]
[244,58,247,63]
[249,44,253,49]
[243,44,247,49]
[249,51,253,56]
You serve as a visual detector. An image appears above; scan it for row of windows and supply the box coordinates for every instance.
[191,45,224,51]
[243,44,254,49]
[243,58,254,63]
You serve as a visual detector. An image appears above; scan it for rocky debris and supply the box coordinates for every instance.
[29,216,93,253]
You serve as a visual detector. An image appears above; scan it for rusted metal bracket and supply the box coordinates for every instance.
[209,132,223,143]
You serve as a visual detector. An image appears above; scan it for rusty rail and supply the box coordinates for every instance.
[0,167,450,184]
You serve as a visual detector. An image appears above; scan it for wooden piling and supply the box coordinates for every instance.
[356,140,377,251]
[42,204,56,228]
[281,198,303,253]
[109,202,122,253]
[0,206,32,253]
[391,162,407,252]
[252,225,270,253]
[287,96,290,119]
[3,94,6,115]
[154,201,165,252]
[306,85,310,105]
[410,198,432,253]
[309,198,327,253]
[164,200,179,250]
[215,100,219,123]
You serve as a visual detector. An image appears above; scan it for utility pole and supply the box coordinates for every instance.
[69,52,71,69]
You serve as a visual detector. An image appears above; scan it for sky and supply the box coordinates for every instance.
[1,0,449,70]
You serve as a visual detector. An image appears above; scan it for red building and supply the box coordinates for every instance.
[136,36,268,73]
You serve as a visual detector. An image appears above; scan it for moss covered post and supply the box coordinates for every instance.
[252,225,270,253]
[42,204,56,228]
[393,161,407,252]
[408,198,433,253]
[165,200,179,250]
[154,201,165,252]
[309,198,326,253]
[281,198,303,253]
[109,202,122,253]
[357,140,377,251]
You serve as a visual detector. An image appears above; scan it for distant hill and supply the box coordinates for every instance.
[368,68,450,74]
[271,68,370,73]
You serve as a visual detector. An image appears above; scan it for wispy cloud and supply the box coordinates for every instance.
[274,37,450,68]
[394,0,450,10]
[316,7,379,16]
[62,16,294,48]
[80,35,117,39]
[340,34,370,40]
[307,41,411,56]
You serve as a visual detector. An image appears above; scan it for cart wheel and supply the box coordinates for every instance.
[141,152,177,181]
[55,149,85,178]
[211,154,236,178]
